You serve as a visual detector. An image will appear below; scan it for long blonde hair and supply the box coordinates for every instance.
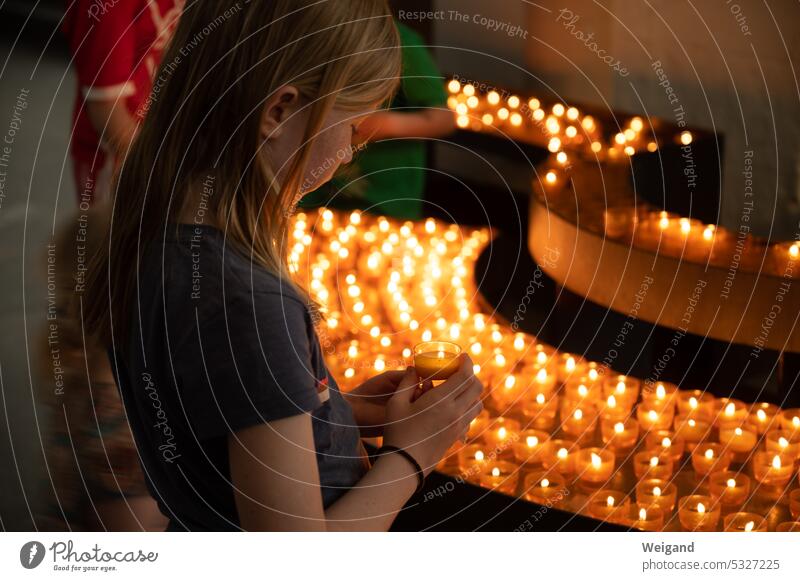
[84,0,401,346]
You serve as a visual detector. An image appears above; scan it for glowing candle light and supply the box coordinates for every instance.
[752,452,793,488]
[601,417,640,451]
[524,470,568,506]
[691,444,732,477]
[413,341,461,381]
[478,461,519,494]
[680,131,693,145]
[512,429,551,464]
[636,479,677,514]
[723,513,768,532]
[708,471,751,507]
[633,452,673,480]
[576,448,615,486]
[625,504,664,532]
[587,490,629,523]
[678,495,720,531]
[542,439,578,476]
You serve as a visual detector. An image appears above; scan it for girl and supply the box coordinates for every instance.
[84,0,483,531]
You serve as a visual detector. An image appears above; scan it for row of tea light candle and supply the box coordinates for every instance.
[287,209,799,531]
[603,207,800,276]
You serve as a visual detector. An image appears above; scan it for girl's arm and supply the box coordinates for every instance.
[229,357,483,531]
[229,414,417,532]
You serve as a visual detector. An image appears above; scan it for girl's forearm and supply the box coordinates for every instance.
[324,452,418,531]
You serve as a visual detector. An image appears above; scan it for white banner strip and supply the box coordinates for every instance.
[1,532,798,580]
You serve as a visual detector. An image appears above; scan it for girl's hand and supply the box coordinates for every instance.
[382,353,484,476]
[344,370,432,437]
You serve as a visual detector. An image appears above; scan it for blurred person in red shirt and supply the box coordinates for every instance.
[63,0,183,204]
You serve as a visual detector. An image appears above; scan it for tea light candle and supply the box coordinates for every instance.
[413,341,461,380]
[633,452,674,480]
[723,512,768,532]
[790,489,800,520]
[691,443,732,477]
[676,390,715,419]
[542,438,579,476]
[561,404,598,440]
[575,448,615,486]
[521,392,559,431]
[776,521,800,532]
[708,471,751,506]
[523,470,568,506]
[482,417,521,450]
[564,376,602,405]
[750,402,780,435]
[557,353,585,384]
[781,408,800,433]
[678,495,721,531]
[636,479,677,513]
[674,415,712,452]
[644,430,685,463]
[587,490,629,523]
[715,398,749,428]
[719,424,758,460]
[641,381,677,412]
[512,430,551,465]
[637,403,674,431]
[601,417,640,451]
[529,367,557,397]
[601,394,632,423]
[457,444,490,474]
[752,452,793,488]
[478,460,519,495]
[602,375,640,410]
[625,504,665,532]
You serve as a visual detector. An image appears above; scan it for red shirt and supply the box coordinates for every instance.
[64,0,183,163]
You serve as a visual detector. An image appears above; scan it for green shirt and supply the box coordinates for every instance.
[299,23,448,220]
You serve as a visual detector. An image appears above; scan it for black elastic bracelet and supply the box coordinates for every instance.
[376,445,425,494]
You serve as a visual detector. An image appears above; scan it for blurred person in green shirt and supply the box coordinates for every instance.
[300,22,455,220]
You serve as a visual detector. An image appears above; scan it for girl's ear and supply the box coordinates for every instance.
[260,86,300,140]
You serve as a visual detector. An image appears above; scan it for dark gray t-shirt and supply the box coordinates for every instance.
[109,223,368,531]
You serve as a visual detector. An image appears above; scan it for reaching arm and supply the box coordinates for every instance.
[85,98,139,155]
[229,413,417,532]
[230,358,483,531]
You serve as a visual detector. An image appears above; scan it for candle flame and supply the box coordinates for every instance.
[536,352,548,365]
[541,478,550,488]
[725,402,736,417]
[491,467,500,477]
[606,496,615,507]
[589,368,599,380]
[661,437,671,448]
[590,453,602,468]
[526,436,539,448]
[566,357,576,371]
[574,409,583,421]
[790,243,800,259]
[757,409,767,421]
[614,422,625,434]
[557,447,568,459]
[649,456,659,467]
[639,508,647,520]
[536,368,548,383]
[578,384,588,397]
[734,427,743,436]
[652,486,662,497]
[475,451,485,461]
[744,520,755,532]
[607,395,617,408]
[705,448,714,460]
[772,455,782,469]
[616,381,626,394]
[648,410,658,421]
[727,478,736,488]
[504,375,516,389]
[779,436,789,448]
[497,427,507,440]
[697,502,706,514]
[793,416,800,427]
[536,393,546,405]
[680,218,691,234]
[689,397,698,409]
[656,384,666,399]
[703,226,714,241]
